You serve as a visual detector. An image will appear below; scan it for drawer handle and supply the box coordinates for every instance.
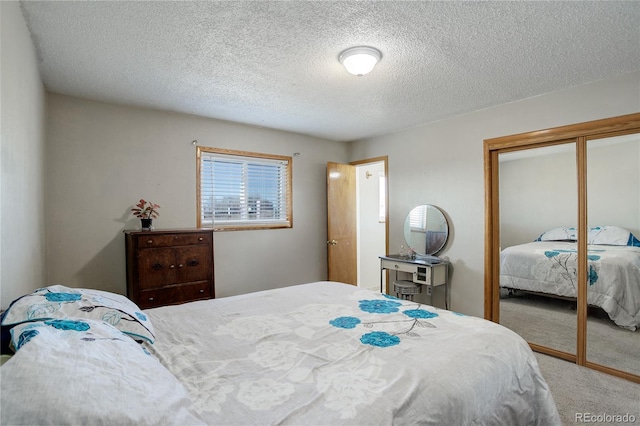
[394,264,399,269]
[169,264,175,269]
[151,263,164,270]
[187,259,199,267]
[178,264,184,268]
[147,240,153,244]
[148,297,154,301]
[199,289,204,293]
[198,237,203,241]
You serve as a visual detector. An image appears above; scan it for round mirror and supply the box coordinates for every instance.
[403,205,449,256]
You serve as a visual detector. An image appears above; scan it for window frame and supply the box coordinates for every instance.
[196,146,293,231]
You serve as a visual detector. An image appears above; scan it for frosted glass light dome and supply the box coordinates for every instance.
[339,46,381,77]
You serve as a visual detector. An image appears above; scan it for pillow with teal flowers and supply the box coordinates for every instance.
[1,285,155,344]
[9,318,141,353]
[2,319,204,425]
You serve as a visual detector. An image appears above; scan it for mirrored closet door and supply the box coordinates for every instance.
[484,113,640,383]
[586,133,640,377]
[499,144,577,356]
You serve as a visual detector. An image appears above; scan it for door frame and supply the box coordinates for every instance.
[326,156,389,290]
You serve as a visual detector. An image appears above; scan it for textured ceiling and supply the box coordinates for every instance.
[19,1,640,142]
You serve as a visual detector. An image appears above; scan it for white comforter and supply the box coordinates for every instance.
[500,242,640,330]
[145,281,560,425]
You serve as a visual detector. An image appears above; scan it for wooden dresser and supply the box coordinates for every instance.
[125,229,214,309]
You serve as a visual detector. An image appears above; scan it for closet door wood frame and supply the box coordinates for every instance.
[484,112,640,383]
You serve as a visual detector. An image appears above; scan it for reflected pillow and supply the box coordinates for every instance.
[535,227,577,242]
[1,285,155,344]
[588,226,640,246]
[1,319,204,425]
[535,226,640,246]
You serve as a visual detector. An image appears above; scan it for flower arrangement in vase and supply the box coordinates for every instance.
[131,199,160,230]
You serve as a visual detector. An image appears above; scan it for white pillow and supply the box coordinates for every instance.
[535,227,577,242]
[535,225,639,246]
[1,285,155,343]
[1,319,204,425]
[588,226,633,246]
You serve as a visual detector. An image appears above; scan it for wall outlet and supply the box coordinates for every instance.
[425,286,432,296]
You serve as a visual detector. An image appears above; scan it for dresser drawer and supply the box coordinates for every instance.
[380,258,447,286]
[135,233,211,248]
[380,259,416,274]
[137,245,211,290]
[137,281,212,309]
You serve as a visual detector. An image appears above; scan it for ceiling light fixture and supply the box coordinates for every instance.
[339,46,381,77]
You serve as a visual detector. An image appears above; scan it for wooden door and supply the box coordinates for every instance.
[327,162,357,284]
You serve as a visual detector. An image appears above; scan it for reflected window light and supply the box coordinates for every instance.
[379,173,386,222]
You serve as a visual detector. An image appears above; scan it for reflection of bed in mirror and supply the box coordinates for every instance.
[500,226,640,331]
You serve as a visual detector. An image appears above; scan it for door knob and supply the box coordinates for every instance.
[327,239,337,246]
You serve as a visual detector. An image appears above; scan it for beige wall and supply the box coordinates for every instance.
[500,139,640,249]
[587,137,640,237]
[349,71,640,317]
[0,1,47,308]
[45,94,349,298]
[500,148,578,248]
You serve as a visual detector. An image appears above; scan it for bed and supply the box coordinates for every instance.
[1,281,560,425]
[500,226,640,331]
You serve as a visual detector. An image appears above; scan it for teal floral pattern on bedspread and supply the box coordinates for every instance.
[329,316,361,329]
[189,288,471,420]
[500,240,640,330]
[360,331,400,347]
[329,297,441,347]
[358,299,402,314]
[544,248,602,287]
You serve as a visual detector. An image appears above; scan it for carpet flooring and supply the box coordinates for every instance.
[500,292,640,376]
[535,353,640,425]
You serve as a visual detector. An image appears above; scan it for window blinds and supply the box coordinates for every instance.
[200,151,290,228]
[409,206,427,231]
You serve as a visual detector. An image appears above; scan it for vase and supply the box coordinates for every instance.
[141,218,153,231]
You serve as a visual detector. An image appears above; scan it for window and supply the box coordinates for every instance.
[197,147,292,230]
